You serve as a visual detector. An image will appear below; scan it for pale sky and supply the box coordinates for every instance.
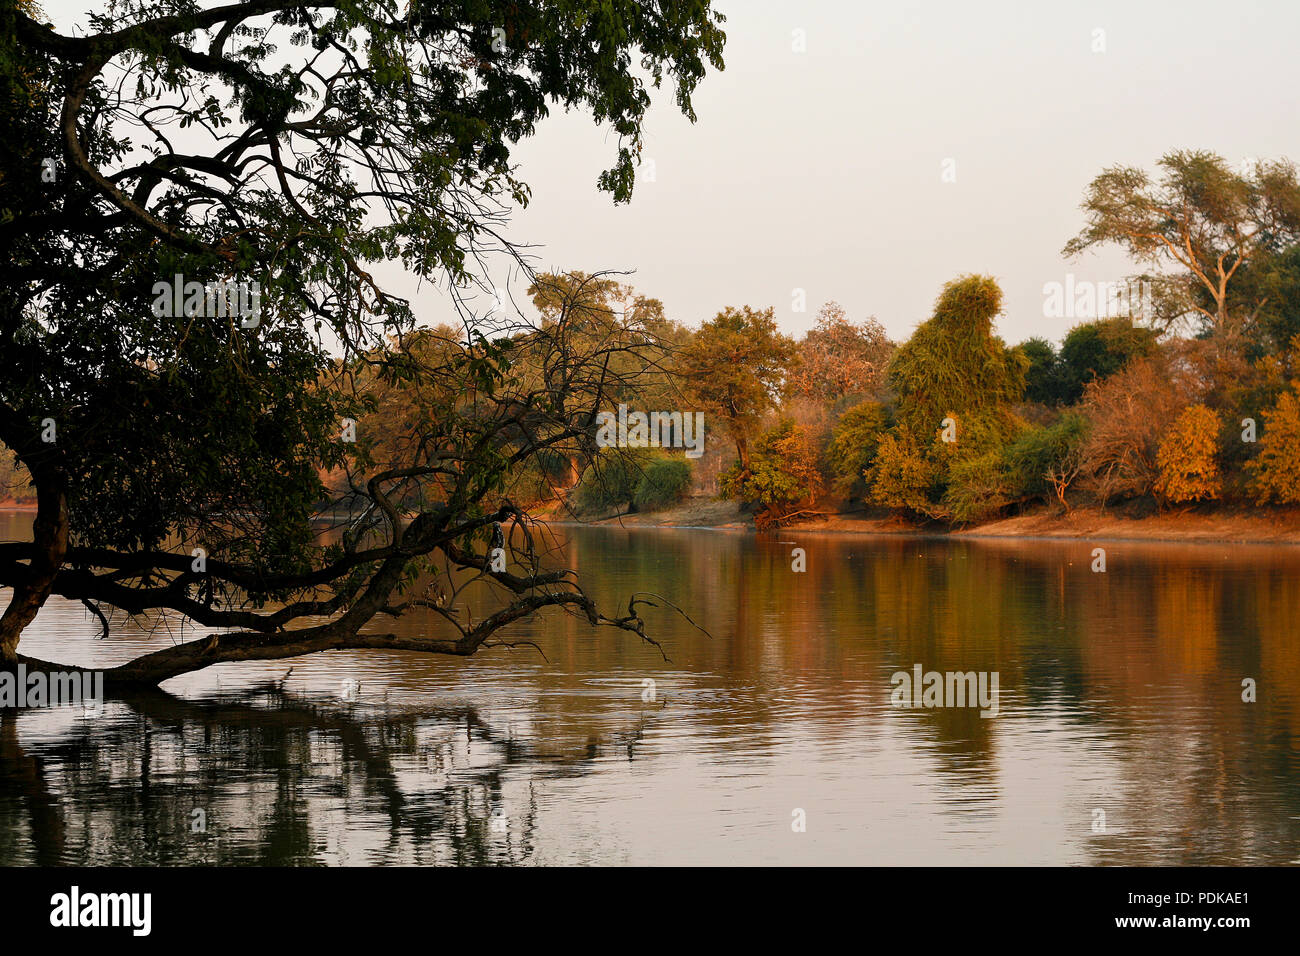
[43,0,1300,345]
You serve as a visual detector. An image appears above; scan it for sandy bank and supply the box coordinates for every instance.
[550,498,1300,545]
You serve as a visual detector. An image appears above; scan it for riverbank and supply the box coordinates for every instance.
[556,497,1300,545]
[7,498,1299,544]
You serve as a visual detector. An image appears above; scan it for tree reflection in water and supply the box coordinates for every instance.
[0,685,645,866]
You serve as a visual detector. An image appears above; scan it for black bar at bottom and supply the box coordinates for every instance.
[3,865,1278,942]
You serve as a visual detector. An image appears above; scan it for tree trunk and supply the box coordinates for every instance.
[0,482,68,662]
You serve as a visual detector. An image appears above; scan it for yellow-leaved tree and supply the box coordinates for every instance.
[1155,405,1222,504]
[1247,387,1300,504]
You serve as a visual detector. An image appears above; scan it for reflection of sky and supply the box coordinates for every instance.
[3,515,1299,864]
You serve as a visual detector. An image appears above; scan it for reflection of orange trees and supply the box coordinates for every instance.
[861,541,1027,751]
[866,542,1021,663]
[1071,554,1300,865]
[392,529,1300,779]
[1063,544,1300,752]
[1253,571,1300,748]
[1071,551,1197,695]
[1152,568,1221,675]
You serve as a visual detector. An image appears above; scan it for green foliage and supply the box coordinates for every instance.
[827,401,891,499]
[1055,318,1159,404]
[861,276,1029,521]
[1018,337,1060,405]
[1064,151,1300,338]
[1228,245,1300,360]
[573,448,656,515]
[867,432,935,517]
[633,456,693,512]
[1002,413,1090,504]
[887,275,1026,448]
[943,451,1012,525]
[1013,319,1158,408]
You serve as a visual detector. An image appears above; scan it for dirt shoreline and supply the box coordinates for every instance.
[548,498,1300,545]
[7,500,1299,545]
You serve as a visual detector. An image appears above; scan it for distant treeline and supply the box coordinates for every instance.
[0,452,34,505]
[385,151,1300,530]
[17,151,1292,532]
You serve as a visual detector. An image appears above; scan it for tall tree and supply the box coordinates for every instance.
[0,0,724,682]
[1017,337,1059,405]
[887,275,1026,447]
[1064,151,1300,339]
[524,270,683,491]
[1217,243,1300,359]
[785,301,892,405]
[676,305,795,471]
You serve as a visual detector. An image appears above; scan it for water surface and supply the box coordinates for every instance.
[2,512,1298,865]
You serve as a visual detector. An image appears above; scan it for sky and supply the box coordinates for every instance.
[42,0,1300,345]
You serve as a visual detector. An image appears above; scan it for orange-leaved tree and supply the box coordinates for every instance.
[1155,405,1222,505]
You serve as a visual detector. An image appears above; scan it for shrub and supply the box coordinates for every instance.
[1003,413,1089,506]
[572,448,654,514]
[721,420,825,528]
[1076,354,1194,505]
[935,412,1082,523]
[1247,386,1300,504]
[867,432,935,517]
[943,451,1012,524]
[827,401,890,499]
[1155,404,1222,504]
[633,456,693,512]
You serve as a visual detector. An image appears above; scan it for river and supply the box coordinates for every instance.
[2,512,1298,865]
